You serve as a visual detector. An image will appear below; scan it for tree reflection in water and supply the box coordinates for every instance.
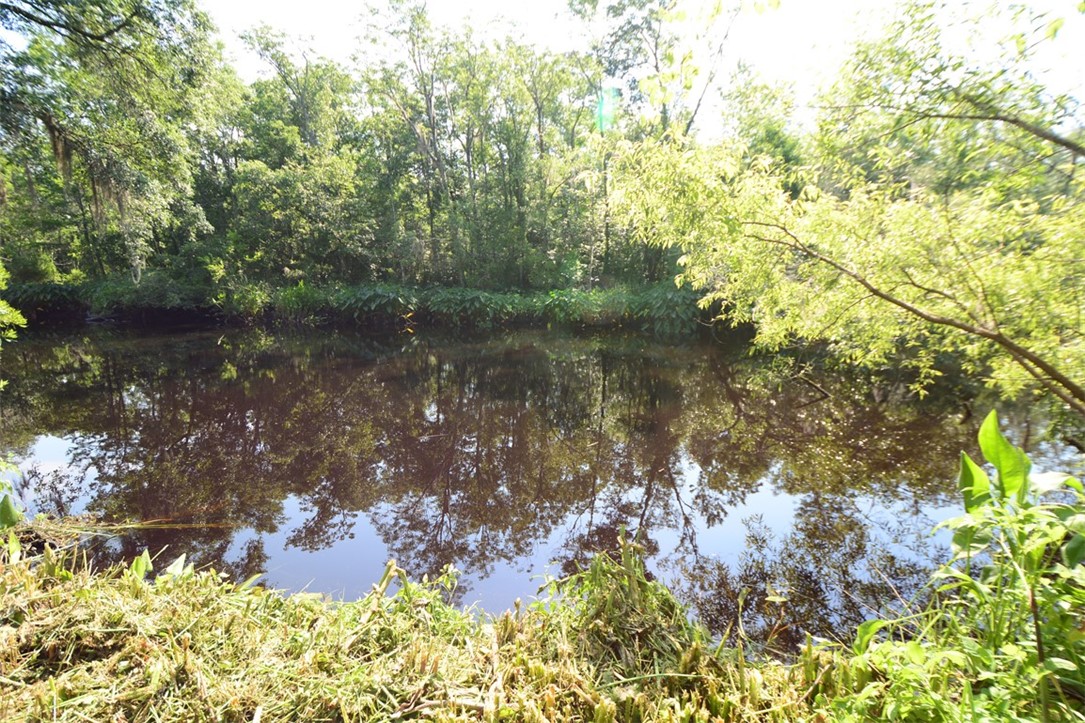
[3,327,1070,646]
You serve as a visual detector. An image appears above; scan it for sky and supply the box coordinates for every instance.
[199,0,1085,130]
[201,0,897,101]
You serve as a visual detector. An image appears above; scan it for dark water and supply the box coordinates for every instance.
[2,327,1079,649]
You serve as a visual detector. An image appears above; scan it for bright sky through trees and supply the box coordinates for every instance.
[201,0,1085,132]
[202,0,892,115]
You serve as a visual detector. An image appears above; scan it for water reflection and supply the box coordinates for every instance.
[2,328,1075,646]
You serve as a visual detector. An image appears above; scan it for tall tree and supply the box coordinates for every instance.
[611,1,1085,417]
[0,0,218,282]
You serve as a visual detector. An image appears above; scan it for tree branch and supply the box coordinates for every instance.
[0,2,142,44]
[742,221,1085,416]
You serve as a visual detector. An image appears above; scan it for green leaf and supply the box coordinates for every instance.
[958,452,991,512]
[978,411,1029,503]
[854,619,888,654]
[1063,534,1085,568]
[1046,18,1065,40]
[0,493,22,529]
[129,550,153,579]
[239,573,265,590]
[1031,471,1077,495]
[1044,657,1079,673]
[1065,514,1085,534]
[6,530,21,563]
[164,553,187,577]
[952,525,991,555]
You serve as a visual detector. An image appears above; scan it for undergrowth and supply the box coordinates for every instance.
[1,413,1082,721]
[0,544,815,721]
[1,278,705,335]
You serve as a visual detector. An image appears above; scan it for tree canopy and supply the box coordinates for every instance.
[610,0,1084,417]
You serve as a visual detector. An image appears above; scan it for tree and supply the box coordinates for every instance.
[0,261,26,383]
[611,1,1085,418]
[568,0,738,136]
[0,0,217,283]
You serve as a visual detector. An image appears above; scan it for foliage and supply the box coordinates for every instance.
[819,411,1085,721]
[0,0,219,284]
[2,0,1081,425]
[1,280,86,320]
[610,2,1085,418]
[420,287,523,327]
[1,0,689,309]
[632,283,700,336]
[83,273,209,316]
[0,261,27,341]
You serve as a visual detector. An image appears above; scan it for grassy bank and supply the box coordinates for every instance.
[1,277,705,336]
[2,415,1083,722]
[0,541,816,722]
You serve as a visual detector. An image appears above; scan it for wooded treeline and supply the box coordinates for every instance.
[0,0,733,306]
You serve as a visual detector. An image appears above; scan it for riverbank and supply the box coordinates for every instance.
[2,536,817,722]
[1,278,707,336]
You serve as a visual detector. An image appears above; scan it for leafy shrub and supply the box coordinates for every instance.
[823,412,1085,721]
[542,288,588,325]
[84,273,208,316]
[214,280,272,322]
[422,287,520,327]
[334,284,417,323]
[632,283,701,337]
[2,282,86,319]
[272,282,336,325]
[5,246,60,284]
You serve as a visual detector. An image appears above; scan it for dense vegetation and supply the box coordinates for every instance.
[1,0,1083,719]
[0,0,716,307]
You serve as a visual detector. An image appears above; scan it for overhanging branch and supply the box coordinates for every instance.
[742,220,1085,416]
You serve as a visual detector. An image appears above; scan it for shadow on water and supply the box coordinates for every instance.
[2,326,1079,649]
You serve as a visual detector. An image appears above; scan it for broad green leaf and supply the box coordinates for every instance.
[978,411,1029,503]
[129,550,153,579]
[1063,534,1085,568]
[957,451,990,512]
[1031,471,1076,495]
[0,493,22,529]
[6,530,21,563]
[952,525,991,556]
[163,553,187,577]
[854,619,887,655]
[1065,514,1085,534]
[1045,657,1079,673]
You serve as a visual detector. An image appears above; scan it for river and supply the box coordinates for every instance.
[2,326,1078,650]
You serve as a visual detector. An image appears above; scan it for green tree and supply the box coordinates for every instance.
[612,1,1085,418]
[0,0,218,283]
